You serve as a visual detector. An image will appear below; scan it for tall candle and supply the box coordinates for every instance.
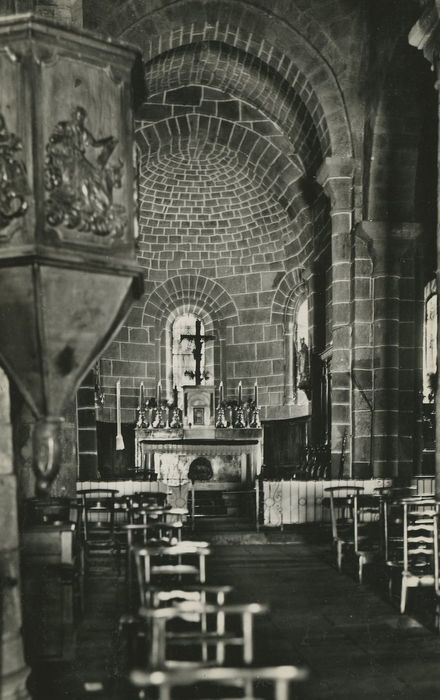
[219,380,224,403]
[157,380,162,404]
[139,381,144,408]
[238,380,242,404]
[115,380,124,450]
[254,381,258,405]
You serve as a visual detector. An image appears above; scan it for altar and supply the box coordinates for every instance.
[134,384,262,488]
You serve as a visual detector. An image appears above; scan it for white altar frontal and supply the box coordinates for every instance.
[135,385,262,489]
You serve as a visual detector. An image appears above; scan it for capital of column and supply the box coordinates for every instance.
[316,157,356,211]
[409,1,440,66]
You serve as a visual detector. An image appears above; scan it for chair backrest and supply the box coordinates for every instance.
[402,501,439,576]
[151,584,233,608]
[134,542,211,598]
[129,665,309,700]
[352,494,382,552]
[324,487,364,541]
[77,489,119,540]
[138,601,268,667]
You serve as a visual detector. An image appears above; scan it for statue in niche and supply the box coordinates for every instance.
[297,337,311,400]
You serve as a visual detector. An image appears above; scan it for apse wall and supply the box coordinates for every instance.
[98,82,320,422]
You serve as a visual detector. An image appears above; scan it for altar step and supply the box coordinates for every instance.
[193,518,306,544]
[189,489,255,518]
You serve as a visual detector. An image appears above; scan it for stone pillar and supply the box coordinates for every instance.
[0,370,30,700]
[317,158,355,477]
[359,222,422,479]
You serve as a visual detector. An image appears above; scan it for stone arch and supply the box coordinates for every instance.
[143,274,239,334]
[98,0,353,159]
[141,42,322,174]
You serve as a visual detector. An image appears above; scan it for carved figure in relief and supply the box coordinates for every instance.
[0,113,29,230]
[44,106,126,239]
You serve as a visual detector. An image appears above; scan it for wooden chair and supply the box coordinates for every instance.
[124,521,184,606]
[120,585,234,668]
[382,495,436,598]
[129,665,309,700]
[323,486,364,573]
[77,488,119,547]
[135,601,268,668]
[134,542,211,603]
[400,499,440,614]
[352,493,383,583]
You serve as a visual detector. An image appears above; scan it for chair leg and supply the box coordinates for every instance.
[358,555,363,585]
[337,541,343,572]
[400,577,408,614]
[388,572,393,600]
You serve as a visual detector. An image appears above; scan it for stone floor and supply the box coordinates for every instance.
[29,526,440,699]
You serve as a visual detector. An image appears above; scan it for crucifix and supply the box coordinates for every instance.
[180,318,215,385]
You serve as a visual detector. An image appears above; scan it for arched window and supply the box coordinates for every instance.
[172,313,206,391]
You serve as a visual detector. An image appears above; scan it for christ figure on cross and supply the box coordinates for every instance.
[181,318,215,385]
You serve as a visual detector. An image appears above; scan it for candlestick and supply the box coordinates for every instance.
[219,380,224,404]
[238,380,242,404]
[139,381,144,409]
[157,380,162,404]
[254,381,258,405]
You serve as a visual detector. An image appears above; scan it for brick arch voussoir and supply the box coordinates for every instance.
[271,269,306,328]
[144,275,239,331]
[103,0,352,158]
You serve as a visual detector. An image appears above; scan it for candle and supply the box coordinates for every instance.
[157,380,162,404]
[115,380,124,450]
[238,380,242,404]
[139,381,144,408]
[219,380,224,403]
[254,381,258,405]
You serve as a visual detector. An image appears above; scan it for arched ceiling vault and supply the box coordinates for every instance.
[91,0,352,279]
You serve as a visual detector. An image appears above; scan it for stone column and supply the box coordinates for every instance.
[0,371,30,700]
[317,158,355,477]
[359,222,422,479]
